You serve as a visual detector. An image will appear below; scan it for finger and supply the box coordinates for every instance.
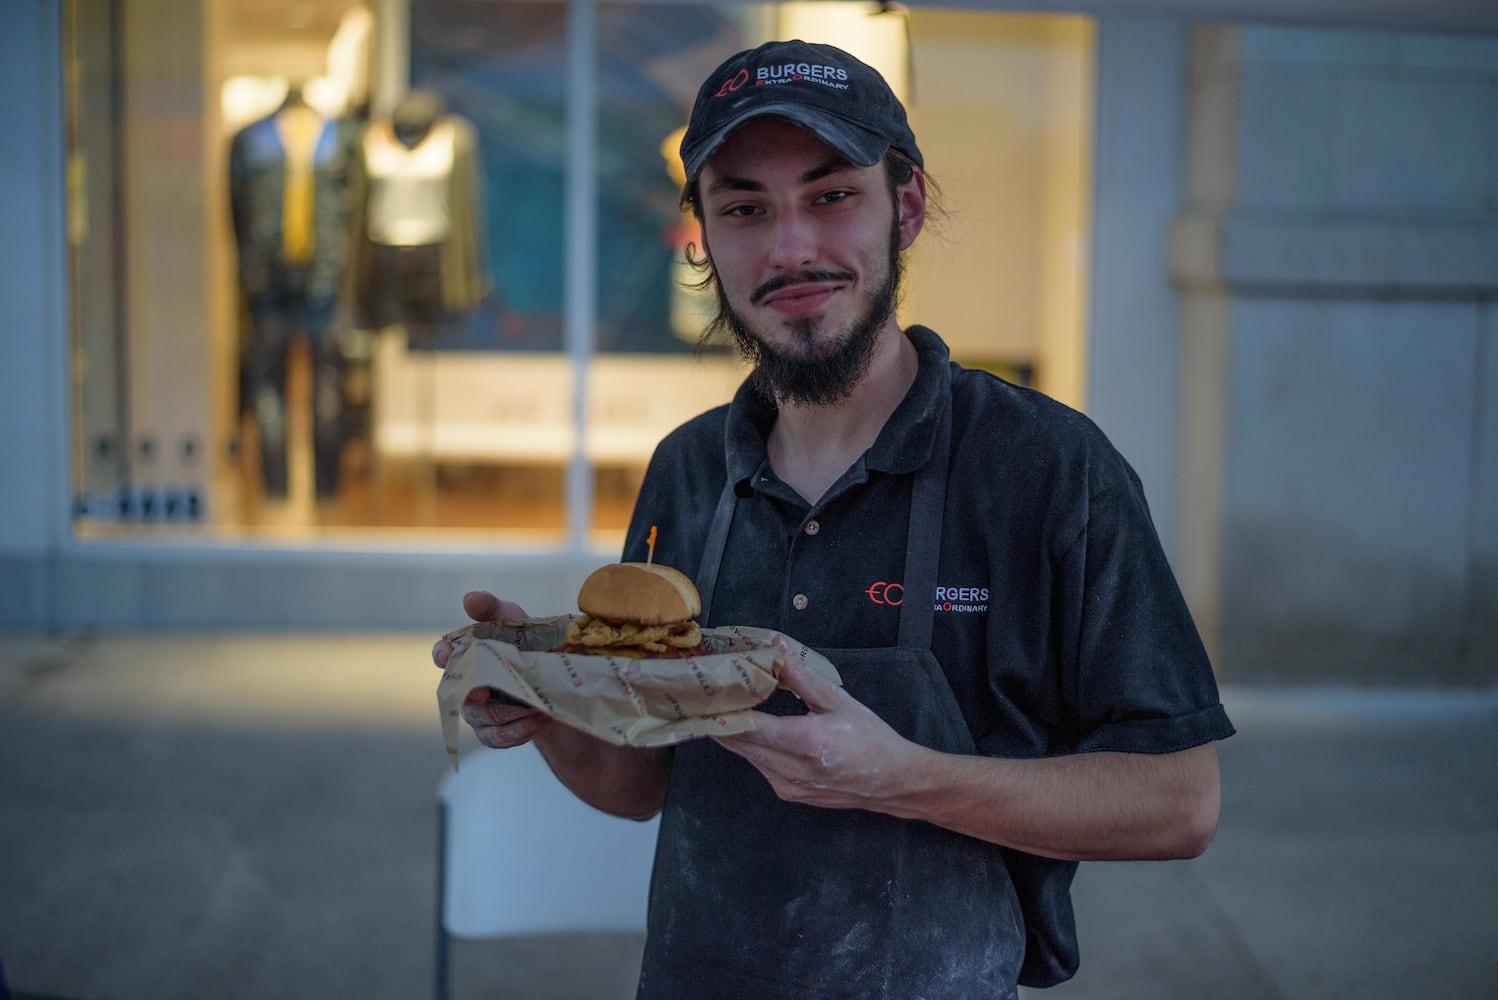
[462,591,500,621]
[715,703,810,753]
[713,730,780,768]
[473,712,552,750]
[770,634,808,671]
[463,591,529,623]
[716,723,774,750]
[464,686,493,704]
[432,639,452,669]
[461,699,546,730]
[775,649,847,713]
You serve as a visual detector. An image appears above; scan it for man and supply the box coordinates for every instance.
[434,39,1233,999]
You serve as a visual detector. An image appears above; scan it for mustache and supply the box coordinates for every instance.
[750,269,856,305]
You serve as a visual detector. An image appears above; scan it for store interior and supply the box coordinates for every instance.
[64,0,1093,548]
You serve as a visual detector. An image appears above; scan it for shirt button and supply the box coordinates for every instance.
[792,593,809,611]
[804,520,820,536]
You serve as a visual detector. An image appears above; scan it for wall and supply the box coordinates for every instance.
[1085,16,1187,557]
[0,0,65,626]
[1173,25,1498,681]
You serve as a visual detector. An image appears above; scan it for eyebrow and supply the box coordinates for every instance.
[704,156,860,197]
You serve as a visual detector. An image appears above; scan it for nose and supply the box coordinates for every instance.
[765,208,817,271]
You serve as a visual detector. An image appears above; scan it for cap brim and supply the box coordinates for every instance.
[682,104,892,181]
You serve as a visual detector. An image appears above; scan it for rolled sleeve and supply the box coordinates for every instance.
[1065,477,1235,755]
[1074,702,1235,755]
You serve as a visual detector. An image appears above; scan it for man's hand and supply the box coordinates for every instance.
[716,646,1222,861]
[431,590,553,750]
[713,644,926,811]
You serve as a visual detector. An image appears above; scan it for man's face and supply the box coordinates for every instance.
[697,119,925,406]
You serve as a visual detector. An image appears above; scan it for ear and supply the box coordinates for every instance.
[697,220,712,261]
[896,168,926,251]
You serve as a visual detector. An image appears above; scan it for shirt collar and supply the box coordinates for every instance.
[722,326,952,485]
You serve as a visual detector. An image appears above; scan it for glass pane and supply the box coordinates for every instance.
[586,4,1093,547]
[66,0,576,544]
[587,5,761,543]
[367,0,572,539]
[63,0,1091,549]
[901,10,1094,407]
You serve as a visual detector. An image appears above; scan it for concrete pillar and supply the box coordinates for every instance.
[0,0,66,626]
[1172,24,1498,682]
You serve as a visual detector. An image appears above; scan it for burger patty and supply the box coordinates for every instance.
[561,615,703,654]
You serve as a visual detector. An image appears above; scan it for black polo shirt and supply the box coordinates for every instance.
[622,325,1234,986]
[624,325,1233,761]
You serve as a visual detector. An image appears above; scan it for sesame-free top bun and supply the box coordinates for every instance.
[577,562,702,626]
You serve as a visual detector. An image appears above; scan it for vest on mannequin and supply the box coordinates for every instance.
[363,90,458,248]
[347,88,490,330]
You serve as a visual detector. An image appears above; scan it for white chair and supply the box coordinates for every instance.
[434,744,660,1000]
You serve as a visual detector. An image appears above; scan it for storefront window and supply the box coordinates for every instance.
[64,0,1093,550]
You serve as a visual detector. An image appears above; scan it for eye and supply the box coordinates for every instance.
[713,201,762,220]
[816,189,853,206]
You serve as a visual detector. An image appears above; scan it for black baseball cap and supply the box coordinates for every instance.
[679,39,923,181]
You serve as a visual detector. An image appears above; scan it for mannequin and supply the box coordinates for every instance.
[347,88,488,342]
[228,83,358,500]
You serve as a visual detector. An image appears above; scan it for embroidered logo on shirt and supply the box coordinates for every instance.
[934,586,989,613]
[864,581,904,605]
[863,582,989,613]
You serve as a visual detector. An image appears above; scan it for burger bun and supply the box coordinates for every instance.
[577,562,701,625]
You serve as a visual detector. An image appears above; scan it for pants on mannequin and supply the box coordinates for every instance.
[244,266,345,499]
[363,242,449,521]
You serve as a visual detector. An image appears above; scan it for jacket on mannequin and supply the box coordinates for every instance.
[228,85,360,500]
[229,85,357,309]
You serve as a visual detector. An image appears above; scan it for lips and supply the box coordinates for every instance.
[762,283,840,316]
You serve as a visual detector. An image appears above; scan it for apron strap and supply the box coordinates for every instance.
[697,394,952,643]
[897,401,951,650]
[695,479,739,624]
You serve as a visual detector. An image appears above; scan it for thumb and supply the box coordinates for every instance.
[773,637,844,713]
[464,591,528,623]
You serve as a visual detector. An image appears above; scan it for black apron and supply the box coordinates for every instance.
[637,403,1026,1000]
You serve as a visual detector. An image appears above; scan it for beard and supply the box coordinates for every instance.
[715,220,903,408]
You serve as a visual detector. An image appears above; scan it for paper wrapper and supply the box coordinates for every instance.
[438,616,841,767]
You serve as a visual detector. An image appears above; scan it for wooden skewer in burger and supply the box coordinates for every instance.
[554,562,712,659]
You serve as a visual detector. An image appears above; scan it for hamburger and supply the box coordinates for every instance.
[555,562,710,659]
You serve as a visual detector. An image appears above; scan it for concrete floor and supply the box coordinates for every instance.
[1,634,1495,1000]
